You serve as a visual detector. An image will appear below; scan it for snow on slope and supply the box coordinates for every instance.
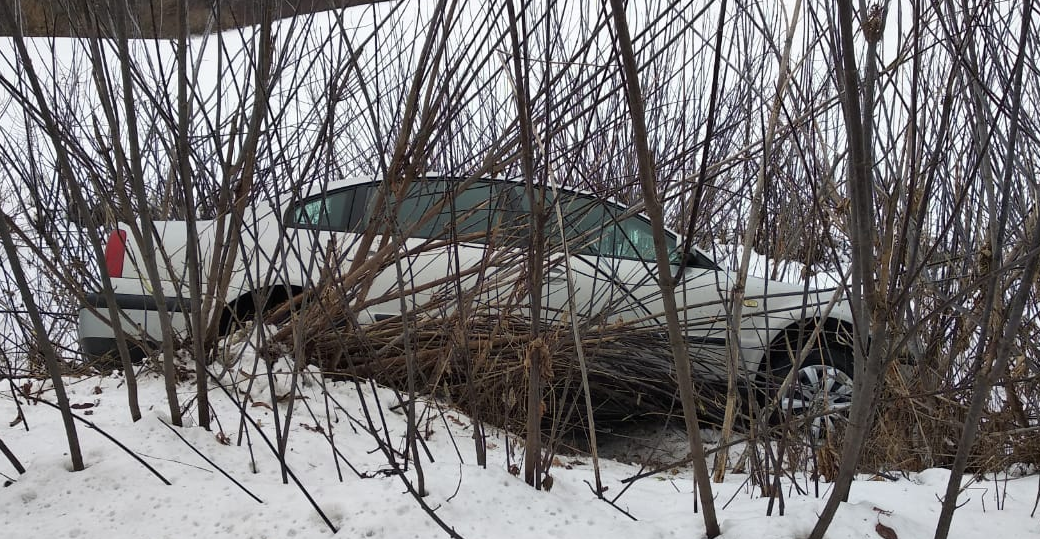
[0,352,1036,539]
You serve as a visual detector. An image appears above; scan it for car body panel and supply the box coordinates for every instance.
[78,175,852,378]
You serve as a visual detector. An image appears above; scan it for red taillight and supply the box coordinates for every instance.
[105,230,127,278]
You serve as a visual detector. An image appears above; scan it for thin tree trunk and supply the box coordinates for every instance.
[56,0,143,422]
[202,0,275,347]
[505,0,547,489]
[0,212,83,471]
[176,0,210,430]
[545,177,604,493]
[0,435,25,475]
[606,1,720,536]
[715,0,802,483]
[808,3,892,537]
[110,0,183,427]
[394,219,427,496]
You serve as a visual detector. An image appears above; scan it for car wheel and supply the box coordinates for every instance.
[773,345,855,441]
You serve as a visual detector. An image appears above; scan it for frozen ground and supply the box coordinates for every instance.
[0,357,1036,539]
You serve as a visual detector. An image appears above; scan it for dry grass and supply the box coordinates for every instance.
[860,365,1039,474]
[261,275,1038,474]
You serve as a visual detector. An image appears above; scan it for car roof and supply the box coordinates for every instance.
[302,173,623,209]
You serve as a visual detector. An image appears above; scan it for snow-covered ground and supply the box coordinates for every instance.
[0,355,1036,539]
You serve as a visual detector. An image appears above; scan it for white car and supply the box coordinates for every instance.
[78,175,854,415]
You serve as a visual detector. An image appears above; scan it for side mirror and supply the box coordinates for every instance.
[671,251,700,281]
[678,251,699,268]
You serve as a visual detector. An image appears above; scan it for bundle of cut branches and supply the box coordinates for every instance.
[269,295,729,432]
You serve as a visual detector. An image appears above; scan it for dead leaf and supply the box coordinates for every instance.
[251,401,272,410]
[508,464,520,476]
[9,411,24,428]
[302,423,325,434]
[875,522,897,539]
[92,386,103,395]
[216,431,231,446]
[70,403,95,410]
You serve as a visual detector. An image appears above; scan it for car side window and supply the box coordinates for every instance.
[612,213,666,260]
[549,191,676,261]
[287,185,370,231]
[390,179,508,244]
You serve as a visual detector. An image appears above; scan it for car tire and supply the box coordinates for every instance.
[770,344,855,440]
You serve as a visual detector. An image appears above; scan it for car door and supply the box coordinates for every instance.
[554,196,731,370]
[280,181,373,292]
[360,178,524,322]
[540,191,643,324]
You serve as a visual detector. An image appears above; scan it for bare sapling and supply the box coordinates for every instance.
[607,0,721,536]
[0,210,83,471]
